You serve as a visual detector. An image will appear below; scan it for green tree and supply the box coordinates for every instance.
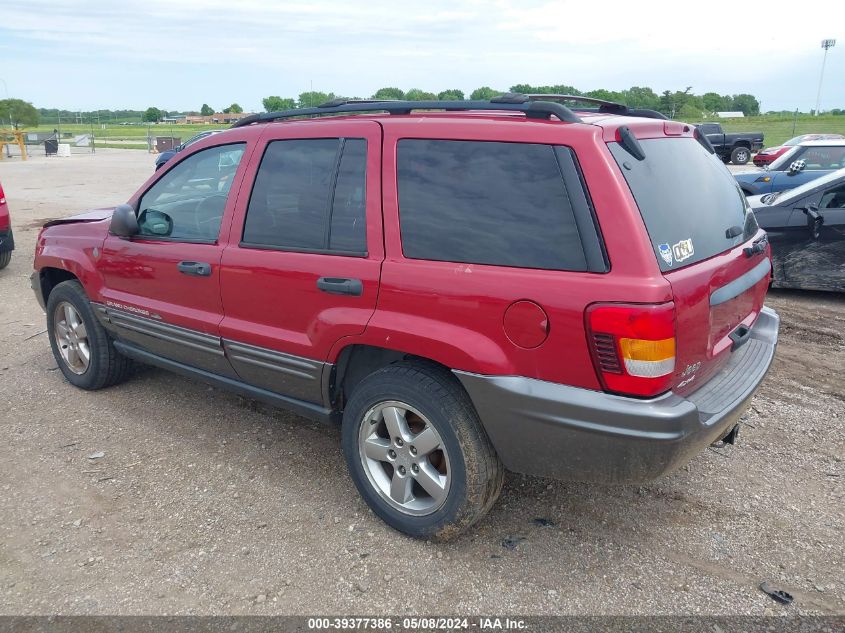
[620,86,660,110]
[404,89,437,101]
[297,91,334,108]
[585,89,625,103]
[677,103,703,121]
[509,84,580,96]
[470,86,500,100]
[142,106,162,122]
[730,94,760,116]
[372,87,405,100]
[659,87,703,118]
[437,89,465,101]
[702,92,730,113]
[262,96,296,112]
[200,103,214,116]
[0,99,39,129]
[223,103,243,114]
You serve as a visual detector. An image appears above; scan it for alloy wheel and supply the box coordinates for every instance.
[357,400,451,516]
[53,301,91,375]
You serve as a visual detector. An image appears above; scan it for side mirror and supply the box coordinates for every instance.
[787,160,806,175]
[109,204,139,238]
[801,205,824,240]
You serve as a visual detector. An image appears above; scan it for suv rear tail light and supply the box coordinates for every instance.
[586,302,676,397]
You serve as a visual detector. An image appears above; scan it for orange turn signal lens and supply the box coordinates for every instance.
[619,337,675,361]
[619,337,676,378]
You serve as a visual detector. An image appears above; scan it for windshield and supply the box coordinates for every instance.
[762,167,845,205]
[783,135,806,146]
[609,138,757,272]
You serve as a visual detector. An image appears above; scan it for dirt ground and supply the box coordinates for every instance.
[0,150,842,616]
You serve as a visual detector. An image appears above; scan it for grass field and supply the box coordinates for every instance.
[22,114,845,150]
[714,114,845,146]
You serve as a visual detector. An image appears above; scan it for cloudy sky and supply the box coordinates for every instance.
[1,0,843,113]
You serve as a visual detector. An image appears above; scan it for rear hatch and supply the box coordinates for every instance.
[609,136,770,397]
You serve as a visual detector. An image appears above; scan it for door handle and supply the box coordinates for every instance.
[177,261,212,277]
[317,277,363,296]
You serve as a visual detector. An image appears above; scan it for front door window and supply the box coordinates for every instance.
[138,143,246,242]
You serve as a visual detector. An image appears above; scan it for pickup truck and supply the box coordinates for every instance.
[696,122,764,165]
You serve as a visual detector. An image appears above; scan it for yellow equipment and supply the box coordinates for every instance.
[0,129,27,160]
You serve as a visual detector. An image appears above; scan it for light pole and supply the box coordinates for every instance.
[815,39,836,116]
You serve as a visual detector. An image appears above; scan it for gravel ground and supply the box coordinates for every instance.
[0,150,842,616]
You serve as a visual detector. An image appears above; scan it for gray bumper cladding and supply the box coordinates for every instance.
[454,306,779,484]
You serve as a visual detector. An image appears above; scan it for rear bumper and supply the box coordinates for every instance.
[0,228,13,253]
[753,154,775,166]
[455,306,779,484]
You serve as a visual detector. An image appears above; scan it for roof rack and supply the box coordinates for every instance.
[231,97,583,128]
[513,93,668,120]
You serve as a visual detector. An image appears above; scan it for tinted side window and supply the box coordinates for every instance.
[243,139,338,250]
[396,140,587,271]
[242,138,367,253]
[138,143,245,242]
[329,139,367,252]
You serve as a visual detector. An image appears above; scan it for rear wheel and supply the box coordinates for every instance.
[731,146,751,165]
[46,280,132,390]
[0,251,10,270]
[341,361,503,541]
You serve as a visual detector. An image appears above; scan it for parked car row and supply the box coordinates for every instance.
[735,139,845,196]
[753,133,844,166]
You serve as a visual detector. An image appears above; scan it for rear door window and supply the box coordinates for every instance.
[396,140,589,271]
[609,138,757,272]
[242,138,367,254]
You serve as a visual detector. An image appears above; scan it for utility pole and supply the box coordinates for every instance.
[815,39,836,116]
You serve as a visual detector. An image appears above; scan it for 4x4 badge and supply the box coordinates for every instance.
[658,243,673,266]
[672,238,695,263]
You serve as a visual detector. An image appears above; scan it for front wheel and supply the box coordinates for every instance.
[0,251,10,270]
[46,280,132,390]
[731,146,751,165]
[341,362,503,541]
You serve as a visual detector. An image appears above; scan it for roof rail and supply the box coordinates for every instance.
[494,93,668,121]
[231,97,583,128]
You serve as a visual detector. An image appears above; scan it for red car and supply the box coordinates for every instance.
[0,179,13,270]
[753,133,845,166]
[31,95,779,539]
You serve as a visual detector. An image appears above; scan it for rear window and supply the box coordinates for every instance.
[397,139,587,271]
[609,138,757,272]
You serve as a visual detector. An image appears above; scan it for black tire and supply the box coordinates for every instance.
[731,146,751,165]
[46,280,132,390]
[0,251,10,270]
[341,361,503,541]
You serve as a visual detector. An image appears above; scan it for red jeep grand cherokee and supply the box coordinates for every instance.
[32,95,779,540]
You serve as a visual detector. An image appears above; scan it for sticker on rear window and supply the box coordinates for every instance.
[672,238,695,263]
[658,243,673,266]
